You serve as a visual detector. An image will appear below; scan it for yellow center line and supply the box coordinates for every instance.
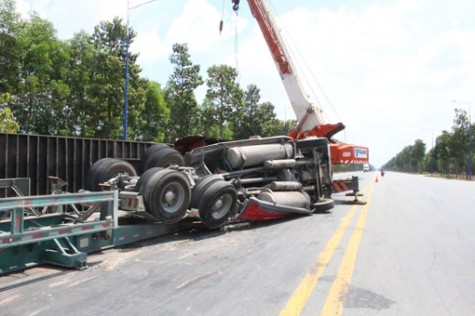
[320,185,375,316]
[279,187,369,316]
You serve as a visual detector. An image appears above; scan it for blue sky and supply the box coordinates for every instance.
[16,0,475,167]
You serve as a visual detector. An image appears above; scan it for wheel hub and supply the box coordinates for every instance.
[213,199,223,209]
[164,190,176,204]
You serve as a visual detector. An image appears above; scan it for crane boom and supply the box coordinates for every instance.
[233,0,369,164]
[245,0,326,129]
[237,0,344,140]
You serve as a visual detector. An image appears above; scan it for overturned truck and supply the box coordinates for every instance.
[114,135,334,229]
[0,133,335,273]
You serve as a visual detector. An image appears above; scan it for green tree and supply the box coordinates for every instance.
[411,139,426,173]
[200,98,233,139]
[87,17,147,139]
[165,43,203,141]
[233,84,282,138]
[451,108,472,174]
[64,31,95,135]
[0,0,23,95]
[89,18,132,138]
[233,84,259,139]
[10,13,70,134]
[135,81,169,141]
[384,139,426,172]
[0,93,19,133]
[255,101,281,136]
[433,130,451,173]
[0,107,19,133]
[204,64,243,138]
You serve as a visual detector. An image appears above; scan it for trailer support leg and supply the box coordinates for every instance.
[41,237,88,270]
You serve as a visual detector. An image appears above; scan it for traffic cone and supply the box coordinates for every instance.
[375,176,379,183]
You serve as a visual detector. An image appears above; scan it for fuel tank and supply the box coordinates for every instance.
[226,143,294,169]
[257,189,310,210]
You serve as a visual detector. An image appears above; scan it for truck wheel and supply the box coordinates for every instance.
[313,198,334,213]
[85,158,113,190]
[146,147,185,169]
[135,167,165,193]
[197,181,237,229]
[87,158,137,191]
[141,144,170,171]
[85,158,114,190]
[143,170,191,224]
[190,175,224,209]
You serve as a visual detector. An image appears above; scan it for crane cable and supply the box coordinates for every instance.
[219,0,240,71]
[233,3,239,71]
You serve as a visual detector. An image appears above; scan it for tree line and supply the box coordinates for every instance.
[383,109,474,178]
[0,0,294,142]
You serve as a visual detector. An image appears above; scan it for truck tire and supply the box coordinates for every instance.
[197,180,237,229]
[86,158,137,191]
[313,198,334,213]
[85,158,115,191]
[143,170,191,224]
[141,144,170,171]
[146,147,185,169]
[190,174,224,209]
[135,167,165,193]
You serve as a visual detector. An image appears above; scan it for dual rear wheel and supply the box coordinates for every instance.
[141,169,191,224]
[86,154,237,229]
[192,176,237,229]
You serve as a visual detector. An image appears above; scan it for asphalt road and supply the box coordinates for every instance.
[1,172,475,316]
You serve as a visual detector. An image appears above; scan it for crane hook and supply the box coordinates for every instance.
[232,0,240,11]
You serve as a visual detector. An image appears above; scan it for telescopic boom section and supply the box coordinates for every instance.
[234,0,369,164]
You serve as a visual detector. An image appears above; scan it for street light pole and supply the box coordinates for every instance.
[123,1,130,140]
[123,0,160,140]
[452,100,472,180]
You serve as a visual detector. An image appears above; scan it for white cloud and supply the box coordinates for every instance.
[164,0,225,53]
[133,30,167,64]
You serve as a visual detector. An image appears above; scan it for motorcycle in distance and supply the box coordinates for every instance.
[380,169,385,177]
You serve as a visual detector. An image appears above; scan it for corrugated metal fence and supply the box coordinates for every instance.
[0,133,156,196]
